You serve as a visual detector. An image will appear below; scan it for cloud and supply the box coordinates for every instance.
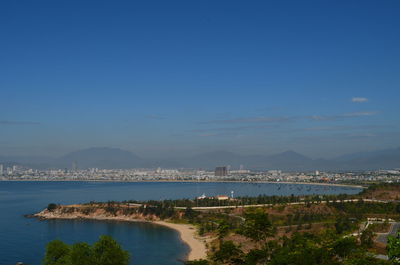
[198,133,219,137]
[303,124,390,132]
[346,133,376,138]
[190,125,274,133]
[342,111,377,117]
[352,97,368,103]
[308,111,377,121]
[201,116,294,124]
[145,115,166,120]
[0,120,40,125]
[197,132,241,137]
[197,111,379,135]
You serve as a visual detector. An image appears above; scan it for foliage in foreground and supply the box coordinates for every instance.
[208,210,391,265]
[211,232,390,265]
[388,232,400,265]
[43,235,129,265]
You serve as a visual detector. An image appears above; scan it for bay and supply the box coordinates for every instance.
[0,181,361,265]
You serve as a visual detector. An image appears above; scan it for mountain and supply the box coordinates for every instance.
[334,147,400,162]
[1,147,399,171]
[0,155,53,169]
[182,151,244,169]
[55,147,144,169]
[179,149,400,171]
[179,150,321,171]
[336,148,400,170]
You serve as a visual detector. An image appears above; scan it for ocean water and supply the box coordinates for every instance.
[0,181,361,265]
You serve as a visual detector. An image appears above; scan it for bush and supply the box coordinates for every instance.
[43,235,129,265]
[47,203,57,212]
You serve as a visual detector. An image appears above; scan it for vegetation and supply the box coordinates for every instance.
[42,184,400,264]
[387,232,400,265]
[208,211,390,265]
[43,235,129,265]
[239,209,275,243]
[185,260,209,265]
[47,203,58,212]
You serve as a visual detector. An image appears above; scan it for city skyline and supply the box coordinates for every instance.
[1,0,400,158]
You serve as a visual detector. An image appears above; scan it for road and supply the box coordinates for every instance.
[375,222,400,244]
[174,198,393,210]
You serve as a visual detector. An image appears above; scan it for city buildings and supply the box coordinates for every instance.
[215,166,228,177]
[0,163,399,185]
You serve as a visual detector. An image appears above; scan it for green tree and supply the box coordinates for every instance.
[184,260,209,265]
[332,237,358,258]
[360,228,374,248]
[387,232,400,265]
[43,240,70,265]
[47,203,58,212]
[69,242,94,265]
[92,235,129,265]
[244,248,269,265]
[240,209,274,243]
[334,216,353,234]
[43,235,129,265]
[184,206,196,221]
[213,240,243,264]
[217,220,230,239]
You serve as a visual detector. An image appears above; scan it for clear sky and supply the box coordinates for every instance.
[1,0,399,159]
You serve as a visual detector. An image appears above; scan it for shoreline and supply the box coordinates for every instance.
[32,210,208,261]
[1,179,365,189]
[154,221,208,261]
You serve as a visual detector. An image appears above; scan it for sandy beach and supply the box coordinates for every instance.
[155,221,208,261]
[33,209,208,261]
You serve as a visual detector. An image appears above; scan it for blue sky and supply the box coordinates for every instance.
[1,0,399,158]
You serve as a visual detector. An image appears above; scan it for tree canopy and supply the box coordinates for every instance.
[387,232,400,265]
[43,235,129,265]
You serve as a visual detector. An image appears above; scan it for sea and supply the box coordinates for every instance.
[0,181,362,265]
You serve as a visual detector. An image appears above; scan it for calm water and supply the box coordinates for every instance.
[0,181,361,265]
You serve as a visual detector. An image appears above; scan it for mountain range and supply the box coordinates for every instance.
[0,147,399,171]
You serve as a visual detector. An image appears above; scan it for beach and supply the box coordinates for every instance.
[33,208,209,261]
[155,221,208,261]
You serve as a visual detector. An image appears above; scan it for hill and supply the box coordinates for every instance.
[1,147,399,171]
[55,147,144,169]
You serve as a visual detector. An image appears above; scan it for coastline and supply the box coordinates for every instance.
[154,221,208,261]
[2,179,365,189]
[32,209,208,261]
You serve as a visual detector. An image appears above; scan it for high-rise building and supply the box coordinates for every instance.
[72,161,78,171]
[0,164,3,175]
[215,166,228,177]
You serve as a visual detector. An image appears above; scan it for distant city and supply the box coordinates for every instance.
[1,162,399,185]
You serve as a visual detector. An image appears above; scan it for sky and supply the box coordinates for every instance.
[1,0,400,159]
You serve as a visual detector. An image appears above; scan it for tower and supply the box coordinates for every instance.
[72,161,78,171]
[215,166,228,177]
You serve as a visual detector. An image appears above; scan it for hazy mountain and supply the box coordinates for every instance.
[337,148,400,170]
[177,149,400,171]
[55,147,144,169]
[0,155,52,169]
[182,151,244,169]
[1,147,399,171]
[178,150,329,171]
[334,147,400,162]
